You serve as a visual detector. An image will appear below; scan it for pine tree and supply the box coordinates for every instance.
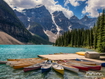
[93,24,97,49]
[101,9,105,52]
[97,9,105,52]
[54,9,105,52]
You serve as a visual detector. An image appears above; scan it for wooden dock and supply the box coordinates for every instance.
[38,54,105,64]
[38,54,84,60]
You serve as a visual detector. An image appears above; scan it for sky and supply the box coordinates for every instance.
[4,0,105,19]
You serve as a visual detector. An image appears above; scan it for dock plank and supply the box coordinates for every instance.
[38,54,105,64]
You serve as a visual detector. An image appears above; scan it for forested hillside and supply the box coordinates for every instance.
[55,9,105,52]
[0,0,51,44]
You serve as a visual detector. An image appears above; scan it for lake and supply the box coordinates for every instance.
[0,45,104,79]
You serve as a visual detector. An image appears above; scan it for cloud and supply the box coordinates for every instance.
[4,0,73,19]
[64,0,85,7]
[82,0,105,17]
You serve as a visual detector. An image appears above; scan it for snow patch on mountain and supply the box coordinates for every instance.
[27,24,31,30]
[59,19,62,22]
[28,17,30,21]
[51,13,62,35]
[30,32,35,35]
[44,30,57,43]
[68,25,72,31]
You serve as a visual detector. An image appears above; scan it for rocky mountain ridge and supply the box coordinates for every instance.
[0,0,32,43]
[14,5,97,42]
[0,0,51,44]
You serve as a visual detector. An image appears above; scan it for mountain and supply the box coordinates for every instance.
[69,15,80,23]
[53,11,88,33]
[14,10,29,28]
[1,0,96,44]
[53,11,71,33]
[0,0,51,44]
[70,15,97,28]
[14,5,97,43]
[0,0,32,43]
[80,15,97,28]
[0,31,23,44]
[14,6,52,40]
[22,5,57,34]
[28,22,49,40]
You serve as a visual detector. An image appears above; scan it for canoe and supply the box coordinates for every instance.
[23,63,41,72]
[13,63,36,69]
[57,60,88,71]
[9,59,44,67]
[67,62,89,71]
[76,59,102,70]
[68,62,101,71]
[76,59,105,67]
[76,58,105,67]
[68,59,97,65]
[6,61,18,65]
[10,60,37,67]
[76,52,85,56]
[7,58,39,61]
[23,61,46,72]
[52,63,64,74]
[82,64,101,70]
[41,62,52,73]
[13,60,45,69]
[7,59,39,66]
[7,60,32,66]
[60,63,79,73]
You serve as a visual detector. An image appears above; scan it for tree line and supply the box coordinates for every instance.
[55,9,105,52]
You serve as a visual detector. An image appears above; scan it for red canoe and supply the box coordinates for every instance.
[69,62,101,71]
[72,65,89,71]
[23,63,41,72]
[82,64,101,70]
[67,63,89,71]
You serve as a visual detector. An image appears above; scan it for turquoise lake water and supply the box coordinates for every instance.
[0,45,91,61]
[0,45,104,79]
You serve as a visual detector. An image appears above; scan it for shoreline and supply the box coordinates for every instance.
[54,45,104,53]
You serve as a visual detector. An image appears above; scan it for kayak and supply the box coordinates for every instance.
[52,63,64,74]
[76,52,85,56]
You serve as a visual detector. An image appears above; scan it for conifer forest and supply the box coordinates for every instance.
[55,9,105,52]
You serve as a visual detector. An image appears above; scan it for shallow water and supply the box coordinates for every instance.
[0,45,105,79]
